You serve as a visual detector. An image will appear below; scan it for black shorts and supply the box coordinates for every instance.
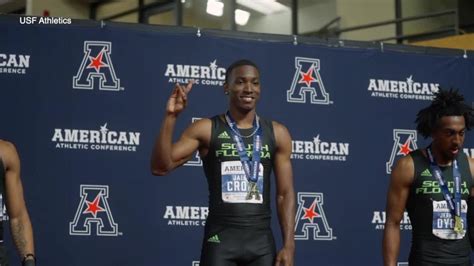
[200,223,276,266]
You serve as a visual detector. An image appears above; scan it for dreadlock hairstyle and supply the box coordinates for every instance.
[225,59,260,84]
[415,88,474,138]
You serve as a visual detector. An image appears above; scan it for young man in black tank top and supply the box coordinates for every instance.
[383,89,474,266]
[151,59,295,266]
[0,140,35,266]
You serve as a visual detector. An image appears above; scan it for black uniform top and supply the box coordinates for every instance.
[407,149,473,264]
[202,115,276,228]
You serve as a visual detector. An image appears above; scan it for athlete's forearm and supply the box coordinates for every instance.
[382,222,401,266]
[10,214,34,258]
[277,189,296,250]
[151,114,178,175]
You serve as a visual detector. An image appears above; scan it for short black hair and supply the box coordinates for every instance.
[415,88,474,138]
[225,59,260,83]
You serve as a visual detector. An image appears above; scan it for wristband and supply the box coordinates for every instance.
[22,253,35,266]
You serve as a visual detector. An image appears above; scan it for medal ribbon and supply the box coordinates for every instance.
[224,111,262,183]
[427,146,463,232]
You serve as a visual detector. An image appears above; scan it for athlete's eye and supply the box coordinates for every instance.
[444,129,456,136]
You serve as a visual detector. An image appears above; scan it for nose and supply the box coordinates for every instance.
[243,82,253,93]
[453,133,463,146]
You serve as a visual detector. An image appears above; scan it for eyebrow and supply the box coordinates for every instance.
[442,127,466,132]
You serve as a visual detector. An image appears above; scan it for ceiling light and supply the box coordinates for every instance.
[206,0,224,17]
[235,9,250,26]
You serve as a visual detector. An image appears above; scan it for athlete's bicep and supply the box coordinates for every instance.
[273,122,294,194]
[385,156,414,224]
[170,119,211,167]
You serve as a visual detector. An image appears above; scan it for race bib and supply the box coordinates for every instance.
[221,161,264,204]
[432,200,467,240]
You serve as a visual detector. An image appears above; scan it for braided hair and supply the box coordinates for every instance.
[416,88,474,138]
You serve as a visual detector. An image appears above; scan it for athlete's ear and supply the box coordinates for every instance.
[224,83,229,95]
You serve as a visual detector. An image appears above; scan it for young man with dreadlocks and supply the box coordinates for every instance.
[151,59,295,266]
[383,89,474,266]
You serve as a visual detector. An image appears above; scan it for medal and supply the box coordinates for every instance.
[454,216,463,232]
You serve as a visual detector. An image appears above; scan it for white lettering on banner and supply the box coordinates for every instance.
[291,135,349,162]
[164,60,226,87]
[367,75,439,101]
[164,206,208,227]
[0,54,30,75]
[0,54,29,67]
[371,211,412,230]
[51,123,140,152]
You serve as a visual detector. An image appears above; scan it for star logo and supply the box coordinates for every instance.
[406,75,413,85]
[210,59,218,70]
[313,135,321,145]
[87,49,108,72]
[83,193,105,217]
[397,138,412,156]
[298,65,316,87]
[302,200,319,223]
[100,123,109,134]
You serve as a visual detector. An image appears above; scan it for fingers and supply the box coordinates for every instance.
[172,83,188,109]
[176,83,187,101]
[274,255,282,266]
[184,79,194,94]
[175,80,194,98]
[274,251,292,266]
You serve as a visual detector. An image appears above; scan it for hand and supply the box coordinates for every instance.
[274,246,294,266]
[166,80,193,116]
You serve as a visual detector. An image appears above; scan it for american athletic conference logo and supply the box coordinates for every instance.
[367,75,439,101]
[164,59,226,86]
[72,41,123,91]
[69,185,121,236]
[386,129,418,174]
[287,57,332,105]
[0,53,30,75]
[295,192,335,240]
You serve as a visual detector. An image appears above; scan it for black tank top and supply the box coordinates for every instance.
[202,115,276,228]
[407,149,472,264]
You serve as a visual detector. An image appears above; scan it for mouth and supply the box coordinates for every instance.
[450,147,460,155]
[240,95,255,103]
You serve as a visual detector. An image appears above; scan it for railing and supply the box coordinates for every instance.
[305,9,458,44]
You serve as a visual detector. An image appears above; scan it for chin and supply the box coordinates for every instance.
[238,104,256,112]
[443,152,457,161]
